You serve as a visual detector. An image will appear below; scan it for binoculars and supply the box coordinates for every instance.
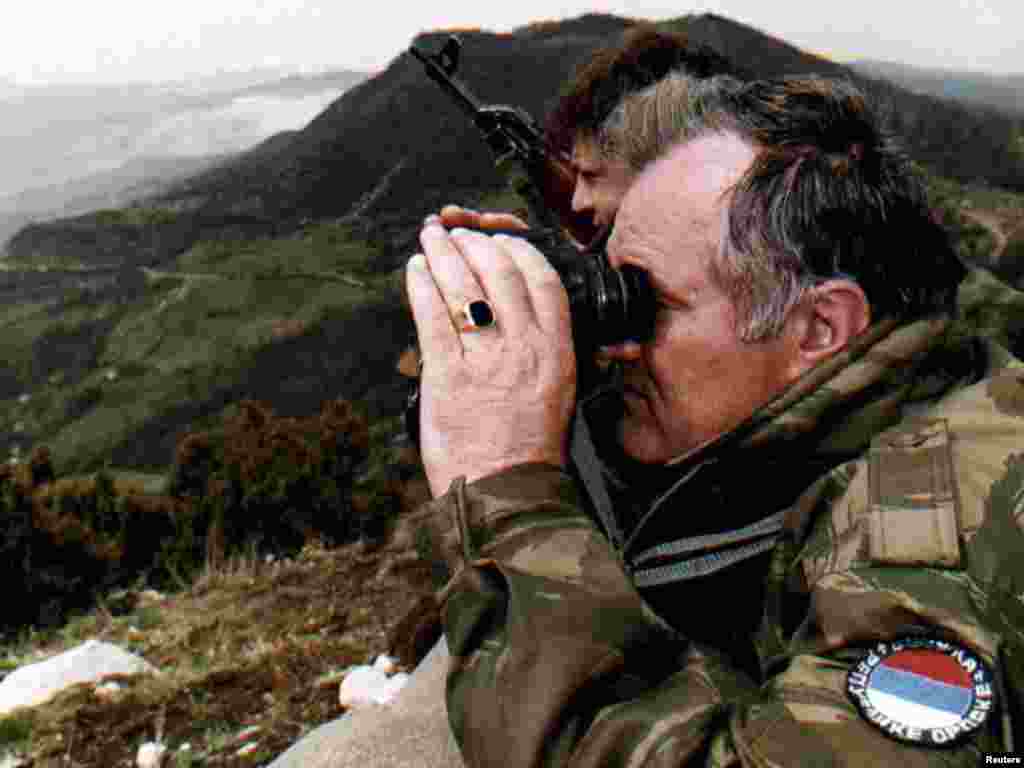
[404,228,655,444]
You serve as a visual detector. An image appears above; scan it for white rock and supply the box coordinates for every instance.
[372,654,398,675]
[105,369,119,382]
[338,665,410,709]
[136,742,166,768]
[16,394,30,404]
[0,639,157,715]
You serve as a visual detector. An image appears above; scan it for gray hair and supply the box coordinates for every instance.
[597,72,698,171]
[600,72,736,170]
[599,73,963,341]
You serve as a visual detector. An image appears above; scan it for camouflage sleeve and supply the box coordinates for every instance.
[413,463,732,766]
[414,462,1013,767]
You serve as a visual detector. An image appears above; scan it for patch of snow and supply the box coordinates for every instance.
[338,663,410,709]
[0,639,157,715]
[136,741,166,768]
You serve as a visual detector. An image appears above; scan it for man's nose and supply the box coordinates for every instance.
[598,341,643,363]
[571,182,591,213]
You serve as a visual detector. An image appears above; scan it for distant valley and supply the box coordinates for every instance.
[0,154,224,247]
[0,68,367,248]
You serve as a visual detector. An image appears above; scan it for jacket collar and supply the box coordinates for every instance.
[576,311,965,556]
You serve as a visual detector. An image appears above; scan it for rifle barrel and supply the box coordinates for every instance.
[408,45,482,116]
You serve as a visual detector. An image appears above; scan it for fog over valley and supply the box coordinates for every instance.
[0,70,365,246]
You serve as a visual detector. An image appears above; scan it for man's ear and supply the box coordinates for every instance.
[787,279,871,373]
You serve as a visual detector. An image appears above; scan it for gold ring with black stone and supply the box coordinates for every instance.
[454,299,496,333]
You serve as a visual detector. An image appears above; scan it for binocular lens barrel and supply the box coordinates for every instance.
[517,228,656,353]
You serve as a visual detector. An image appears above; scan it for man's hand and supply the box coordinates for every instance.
[406,223,577,498]
[437,205,529,232]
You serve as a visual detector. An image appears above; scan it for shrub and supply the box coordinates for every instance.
[167,397,377,562]
[0,446,189,635]
[0,711,33,750]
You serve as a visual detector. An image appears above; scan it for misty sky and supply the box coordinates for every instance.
[3,0,1022,85]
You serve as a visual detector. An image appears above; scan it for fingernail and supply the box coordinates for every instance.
[423,213,441,227]
[408,253,427,270]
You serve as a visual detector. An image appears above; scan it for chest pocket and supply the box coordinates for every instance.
[867,418,964,568]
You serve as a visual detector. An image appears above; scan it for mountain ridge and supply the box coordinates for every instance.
[12,11,1024,272]
[850,57,1024,114]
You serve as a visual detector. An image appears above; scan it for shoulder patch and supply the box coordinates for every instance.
[847,637,995,746]
[868,419,963,567]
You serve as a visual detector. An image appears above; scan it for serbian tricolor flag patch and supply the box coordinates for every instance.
[847,638,996,746]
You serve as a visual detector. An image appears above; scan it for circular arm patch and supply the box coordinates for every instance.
[846,637,996,746]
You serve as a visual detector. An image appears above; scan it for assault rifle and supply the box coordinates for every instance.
[409,35,600,248]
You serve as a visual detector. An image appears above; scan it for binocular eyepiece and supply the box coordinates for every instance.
[404,227,656,444]
[525,228,656,353]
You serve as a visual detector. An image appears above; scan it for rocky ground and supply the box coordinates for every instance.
[0,520,440,767]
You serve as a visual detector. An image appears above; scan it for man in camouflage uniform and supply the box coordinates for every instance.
[406,73,1022,766]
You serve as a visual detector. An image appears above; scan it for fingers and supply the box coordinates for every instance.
[438,205,478,230]
[480,211,529,231]
[450,229,534,338]
[419,222,489,329]
[439,205,529,232]
[405,253,461,364]
[411,223,570,355]
[493,234,570,340]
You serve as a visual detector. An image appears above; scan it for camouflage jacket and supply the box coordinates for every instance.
[414,266,1024,767]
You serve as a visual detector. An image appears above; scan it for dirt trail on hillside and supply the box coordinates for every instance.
[0,262,367,288]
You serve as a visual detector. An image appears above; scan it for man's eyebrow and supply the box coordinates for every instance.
[609,236,692,303]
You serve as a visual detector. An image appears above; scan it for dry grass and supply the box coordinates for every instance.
[188,546,266,597]
[0,531,438,766]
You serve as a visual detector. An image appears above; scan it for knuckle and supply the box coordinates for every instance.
[535,267,564,291]
[537,275,570,309]
[491,259,520,284]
